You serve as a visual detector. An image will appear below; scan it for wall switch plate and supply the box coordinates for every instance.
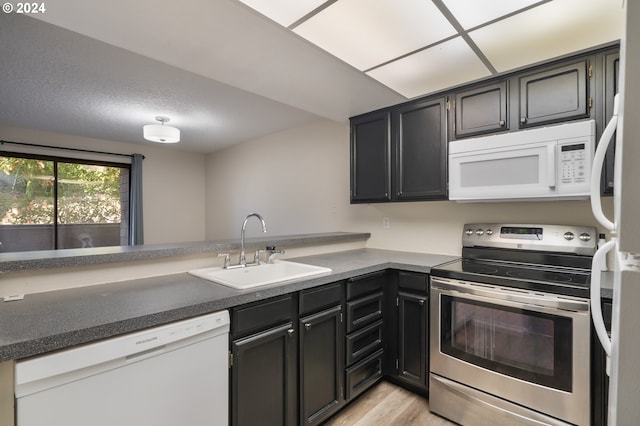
[382,217,390,229]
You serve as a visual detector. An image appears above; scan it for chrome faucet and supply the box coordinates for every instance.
[239,213,267,266]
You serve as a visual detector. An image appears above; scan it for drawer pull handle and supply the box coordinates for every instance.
[287,328,294,336]
[304,323,312,330]
[419,299,425,306]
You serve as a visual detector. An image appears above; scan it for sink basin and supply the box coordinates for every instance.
[189,260,332,289]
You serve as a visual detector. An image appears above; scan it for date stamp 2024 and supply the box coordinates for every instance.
[3,2,46,14]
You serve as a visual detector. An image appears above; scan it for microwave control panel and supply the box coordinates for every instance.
[560,143,587,184]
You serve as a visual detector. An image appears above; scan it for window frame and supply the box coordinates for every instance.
[0,150,132,251]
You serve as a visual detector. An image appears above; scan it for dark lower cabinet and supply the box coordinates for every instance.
[592,299,613,426]
[345,349,384,400]
[384,271,429,393]
[300,305,344,425]
[231,323,296,426]
[344,271,387,405]
[397,291,428,389]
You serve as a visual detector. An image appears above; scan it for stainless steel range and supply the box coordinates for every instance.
[429,223,596,426]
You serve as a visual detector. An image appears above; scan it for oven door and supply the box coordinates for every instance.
[430,277,590,426]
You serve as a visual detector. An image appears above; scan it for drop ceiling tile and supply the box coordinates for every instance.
[367,37,492,98]
[236,0,328,27]
[470,0,624,73]
[293,0,457,71]
[441,0,542,30]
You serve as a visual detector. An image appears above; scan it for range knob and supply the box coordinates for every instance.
[579,233,591,242]
[465,229,473,236]
[476,229,484,236]
[564,232,575,241]
[486,229,494,236]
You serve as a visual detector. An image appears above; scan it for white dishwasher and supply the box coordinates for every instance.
[15,310,229,426]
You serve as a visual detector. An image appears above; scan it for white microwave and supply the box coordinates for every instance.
[449,120,595,202]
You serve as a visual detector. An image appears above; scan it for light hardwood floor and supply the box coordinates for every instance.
[325,381,457,426]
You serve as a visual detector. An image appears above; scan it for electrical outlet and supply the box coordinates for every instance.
[382,217,390,229]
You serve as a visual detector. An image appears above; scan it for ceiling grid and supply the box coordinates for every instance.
[0,0,625,151]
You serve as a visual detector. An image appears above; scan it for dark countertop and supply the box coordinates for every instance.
[0,232,369,273]
[0,248,457,362]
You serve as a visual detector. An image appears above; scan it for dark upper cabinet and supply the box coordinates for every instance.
[299,304,344,425]
[394,97,448,201]
[602,51,620,195]
[453,81,508,139]
[350,111,391,202]
[350,97,447,203]
[518,60,590,128]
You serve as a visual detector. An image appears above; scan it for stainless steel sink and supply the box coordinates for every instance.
[189,260,332,289]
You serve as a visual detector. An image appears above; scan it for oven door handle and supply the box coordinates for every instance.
[431,278,589,312]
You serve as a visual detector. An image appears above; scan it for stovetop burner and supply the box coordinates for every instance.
[432,258,592,298]
[505,269,575,282]
[431,223,596,298]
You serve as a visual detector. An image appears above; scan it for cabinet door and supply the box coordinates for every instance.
[603,51,620,195]
[300,305,344,425]
[454,81,508,138]
[592,300,612,426]
[393,98,447,200]
[232,323,296,426]
[350,111,391,203]
[519,60,589,128]
[397,291,428,389]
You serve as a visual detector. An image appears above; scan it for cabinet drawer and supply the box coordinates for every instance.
[299,282,343,316]
[345,349,384,401]
[346,271,385,301]
[346,291,383,333]
[346,320,383,366]
[232,294,293,337]
[398,271,428,293]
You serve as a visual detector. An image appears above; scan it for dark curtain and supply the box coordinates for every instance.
[129,153,144,245]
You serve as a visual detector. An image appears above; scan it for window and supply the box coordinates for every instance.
[0,152,131,252]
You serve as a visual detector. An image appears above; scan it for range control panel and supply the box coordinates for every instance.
[462,223,597,256]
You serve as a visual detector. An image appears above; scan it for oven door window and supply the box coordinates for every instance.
[440,295,572,392]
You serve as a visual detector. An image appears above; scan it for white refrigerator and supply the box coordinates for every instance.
[590,1,640,424]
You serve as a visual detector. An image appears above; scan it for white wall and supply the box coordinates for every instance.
[0,119,614,256]
[205,120,358,239]
[0,124,207,244]
[205,119,614,256]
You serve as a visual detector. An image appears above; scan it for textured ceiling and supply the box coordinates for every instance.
[0,0,625,153]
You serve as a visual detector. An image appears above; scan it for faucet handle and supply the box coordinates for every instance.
[217,253,231,269]
[265,246,285,264]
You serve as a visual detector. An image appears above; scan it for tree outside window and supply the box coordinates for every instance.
[0,153,130,252]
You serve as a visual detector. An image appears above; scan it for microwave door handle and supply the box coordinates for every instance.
[590,95,619,232]
[547,144,556,189]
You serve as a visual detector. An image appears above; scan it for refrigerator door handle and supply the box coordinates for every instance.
[591,239,616,366]
[590,95,619,232]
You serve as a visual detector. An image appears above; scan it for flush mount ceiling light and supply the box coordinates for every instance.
[143,116,180,143]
